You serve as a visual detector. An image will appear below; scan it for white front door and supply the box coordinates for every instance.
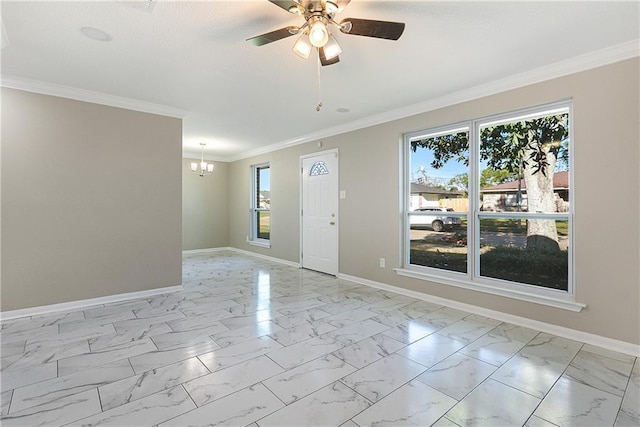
[301,150,339,275]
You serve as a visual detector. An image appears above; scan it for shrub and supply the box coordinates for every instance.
[409,246,568,290]
[480,246,568,290]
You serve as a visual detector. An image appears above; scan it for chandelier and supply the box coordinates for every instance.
[190,143,214,177]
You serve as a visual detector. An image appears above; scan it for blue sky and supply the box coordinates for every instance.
[259,167,270,191]
[411,145,569,188]
[410,148,467,186]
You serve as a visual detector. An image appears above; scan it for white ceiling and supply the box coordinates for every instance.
[1,1,638,161]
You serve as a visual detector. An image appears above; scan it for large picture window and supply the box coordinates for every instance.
[250,163,270,247]
[401,102,577,309]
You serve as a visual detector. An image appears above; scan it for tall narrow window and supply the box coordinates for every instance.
[250,163,270,246]
[401,102,575,309]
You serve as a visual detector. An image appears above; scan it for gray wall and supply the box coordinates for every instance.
[182,158,229,250]
[229,150,301,261]
[1,88,183,311]
[228,58,640,345]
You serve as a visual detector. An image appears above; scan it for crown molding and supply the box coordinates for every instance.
[226,39,640,163]
[182,150,228,162]
[1,37,634,162]
[0,75,188,118]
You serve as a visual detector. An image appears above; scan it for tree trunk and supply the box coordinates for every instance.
[523,147,560,251]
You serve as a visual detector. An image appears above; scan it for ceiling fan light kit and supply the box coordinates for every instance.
[247,0,405,66]
[247,0,405,109]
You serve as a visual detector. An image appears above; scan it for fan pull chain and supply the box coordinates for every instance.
[316,51,323,112]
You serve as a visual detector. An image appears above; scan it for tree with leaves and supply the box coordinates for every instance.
[448,173,469,194]
[411,113,569,251]
[449,169,514,195]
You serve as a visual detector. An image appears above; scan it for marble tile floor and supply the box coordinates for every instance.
[0,250,638,426]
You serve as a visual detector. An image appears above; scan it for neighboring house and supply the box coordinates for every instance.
[259,190,271,209]
[480,170,569,212]
[410,182,464,210]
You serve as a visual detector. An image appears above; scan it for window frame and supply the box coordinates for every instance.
[249,162,271,248]
[397,101,583,312]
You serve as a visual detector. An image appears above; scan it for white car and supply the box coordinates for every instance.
[410,207,461,232]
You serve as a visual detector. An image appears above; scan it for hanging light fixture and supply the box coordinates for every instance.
[190,143,214,177]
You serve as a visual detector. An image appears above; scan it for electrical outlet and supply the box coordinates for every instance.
[379,258,385,268]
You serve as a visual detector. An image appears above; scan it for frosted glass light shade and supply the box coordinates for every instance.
[292,34,312,59]
[309,21,329,47]
[323,36,342,60]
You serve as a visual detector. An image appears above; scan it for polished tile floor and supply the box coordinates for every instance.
[1,250,638,426]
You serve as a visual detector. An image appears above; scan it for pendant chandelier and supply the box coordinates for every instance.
[190,143,214,177]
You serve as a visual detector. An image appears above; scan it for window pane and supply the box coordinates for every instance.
[252,164,270,242]
[257,166,270,209]
[309,161,329,176]
[479,111,570,214]
[408,129,469,273]
[410,217,467,273]
[256,211,270,240]
[478,108,570,290]
[479,218,569,290]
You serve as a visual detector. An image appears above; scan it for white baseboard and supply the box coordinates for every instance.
[185,248,639,357]
[223,247,301,268]
[2,247,294,322]
[183,247,300,269]
[13,247,633,357]
[0,285,182,322]
[338,273,640,358]
[182,247,234,255]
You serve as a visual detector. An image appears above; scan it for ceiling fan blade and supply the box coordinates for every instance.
[267,0,302,14]
[340,18,405,40]
[246,26,298,46]
[319,47,340,66]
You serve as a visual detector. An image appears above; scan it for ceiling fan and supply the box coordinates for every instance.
[246,0,405,66]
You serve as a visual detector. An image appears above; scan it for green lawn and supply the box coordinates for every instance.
[257,211,270,240]
[480,218,568,236]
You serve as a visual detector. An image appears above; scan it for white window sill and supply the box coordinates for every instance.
[248,240,271,249]
[394,267,586,312]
